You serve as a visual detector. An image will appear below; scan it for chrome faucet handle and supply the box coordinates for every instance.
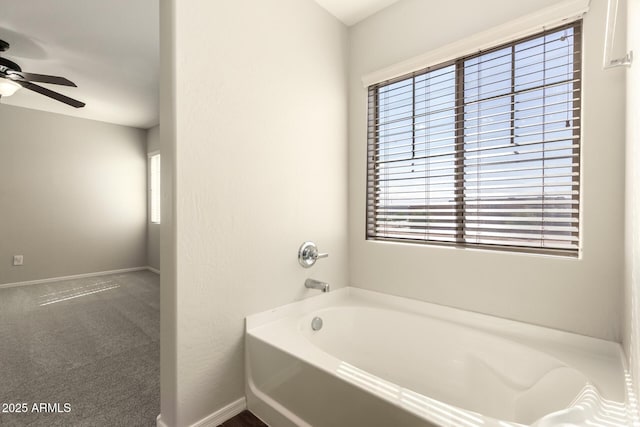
[298,241,329,268]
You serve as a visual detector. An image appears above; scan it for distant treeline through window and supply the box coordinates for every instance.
[366,21,582,256]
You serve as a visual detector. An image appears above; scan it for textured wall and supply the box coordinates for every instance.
[624,0,640,401]
[348,0,626,341]
[159,0,177,423]
[147,125,161,271]
[160,0,348,425]
[0,105,147,285]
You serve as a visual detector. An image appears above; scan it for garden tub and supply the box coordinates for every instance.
[245,287,632,426]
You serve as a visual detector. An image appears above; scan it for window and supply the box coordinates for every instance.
[367,22,582,256]
[149,153,161,224]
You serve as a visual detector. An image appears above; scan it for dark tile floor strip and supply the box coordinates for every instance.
[218,410,268,427]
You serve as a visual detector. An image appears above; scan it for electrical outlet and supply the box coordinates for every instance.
[13,255,23,266]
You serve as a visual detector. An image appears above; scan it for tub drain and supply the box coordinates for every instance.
[311,316,323,331]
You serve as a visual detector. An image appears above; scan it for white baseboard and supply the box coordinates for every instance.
[147,266,161,274]
[156,398,247,427]
[157,414,169,427]
[191,397,247,427]
[0,266,149,289]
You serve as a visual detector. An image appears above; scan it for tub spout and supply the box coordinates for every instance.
[305,278,330,293]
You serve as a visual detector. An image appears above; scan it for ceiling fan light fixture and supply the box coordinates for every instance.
[0,78,21,97]
[0,40,84,108]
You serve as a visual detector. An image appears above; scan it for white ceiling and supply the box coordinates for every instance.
[313,0,400,26]
[0,0,394,129]
[0,0,159,129]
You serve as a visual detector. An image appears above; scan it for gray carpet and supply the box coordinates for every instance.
[0,270,160,426]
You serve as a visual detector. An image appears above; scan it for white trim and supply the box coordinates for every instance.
[156,414,169,427]
[147,266,161,274]
[148,152,161,225]
[0,267,148,289]
[189,398,247,427]
[361,0,590,87]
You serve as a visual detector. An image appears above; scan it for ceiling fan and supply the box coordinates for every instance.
[0,39,85,108]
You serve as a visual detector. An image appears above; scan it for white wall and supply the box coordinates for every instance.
[0,105,147,285]
[147,124,161,271]
[159,0,348,425]
[159,0,177,423]
[349,0,626,341]
[624,0,640,400]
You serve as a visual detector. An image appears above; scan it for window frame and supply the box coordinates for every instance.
[148,151,161,225]
[366,21,582,257]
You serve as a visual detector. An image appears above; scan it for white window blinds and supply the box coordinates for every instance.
[366,22,582,256]
[149,153,161,224]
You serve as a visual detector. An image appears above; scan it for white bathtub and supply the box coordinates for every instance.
[245,287,633,426]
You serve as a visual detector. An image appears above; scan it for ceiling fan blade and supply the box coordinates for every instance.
[6,70,77,87]
[17,81,85,108]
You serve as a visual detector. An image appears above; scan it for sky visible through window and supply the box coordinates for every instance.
[372,25,579,252]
